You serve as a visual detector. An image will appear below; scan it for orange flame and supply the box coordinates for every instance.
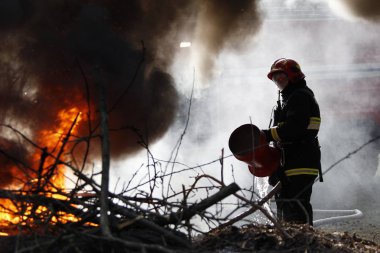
[0,106,94,235]
[37,107,83,191]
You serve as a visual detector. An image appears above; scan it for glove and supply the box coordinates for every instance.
[269,166,289,186]
[262,129,273,142]
[268,172,280,186]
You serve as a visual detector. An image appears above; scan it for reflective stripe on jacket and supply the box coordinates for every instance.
[285,168,319,177]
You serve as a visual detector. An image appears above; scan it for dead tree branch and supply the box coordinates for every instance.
[93,65,112,237]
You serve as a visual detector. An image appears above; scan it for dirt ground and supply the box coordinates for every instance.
[192,223,380,253]
[317,206,380,245]
[192,191,380,252]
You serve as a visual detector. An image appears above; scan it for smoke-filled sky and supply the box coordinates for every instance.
[0,0,379,212]
[0,0,260,187]
[115,0,380,211]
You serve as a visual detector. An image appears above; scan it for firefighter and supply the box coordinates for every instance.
[263,58,322,225]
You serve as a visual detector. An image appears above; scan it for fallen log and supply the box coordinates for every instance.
[111,182,240,248]
[153,182,241,226]
[110,203,191,248]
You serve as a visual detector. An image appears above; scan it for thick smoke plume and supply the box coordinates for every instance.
[192,0,261,85]
[0,0,262,187]
[339,0,380,21]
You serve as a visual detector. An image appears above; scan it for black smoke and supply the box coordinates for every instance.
[0,0,262,187]
[341,0,380,21]
[0,1,188,161]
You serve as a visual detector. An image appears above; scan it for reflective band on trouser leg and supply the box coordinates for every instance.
[307,117,321,130]
[270,127,281,141]
[285,168,319,176]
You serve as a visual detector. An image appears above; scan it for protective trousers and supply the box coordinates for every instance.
[275,175,316,225]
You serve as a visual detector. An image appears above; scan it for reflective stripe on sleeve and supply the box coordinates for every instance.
[270,127,281,141]
[307,117,321,130]
[285,168,319,176]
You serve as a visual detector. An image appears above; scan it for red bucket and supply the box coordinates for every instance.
[228,124,280,177]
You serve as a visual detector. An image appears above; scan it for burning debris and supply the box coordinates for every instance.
[0,132,243,252]
[0,100,238,250]
[0,106,88,233]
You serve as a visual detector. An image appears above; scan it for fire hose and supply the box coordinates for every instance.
[313,209,364,227]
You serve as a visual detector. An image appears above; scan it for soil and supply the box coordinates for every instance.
[317,206,380,245]
[192,223,380,253]
[191,197,380,252]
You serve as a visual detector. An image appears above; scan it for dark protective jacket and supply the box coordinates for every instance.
[265,79,322,184]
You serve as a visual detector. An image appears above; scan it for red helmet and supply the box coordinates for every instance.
[267,58,305,82]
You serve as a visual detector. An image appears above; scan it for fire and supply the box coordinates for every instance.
[37,107,83,191]
[0,106,92,235]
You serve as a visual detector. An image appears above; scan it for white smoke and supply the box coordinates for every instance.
[111,0,380,227]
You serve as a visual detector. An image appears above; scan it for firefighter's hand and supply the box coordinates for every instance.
[262,129,273,142]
